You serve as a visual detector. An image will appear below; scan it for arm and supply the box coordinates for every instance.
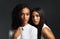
[13,28,22,39]
[42,27,55,39]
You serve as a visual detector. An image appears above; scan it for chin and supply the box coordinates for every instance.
[24,22,27,24]
[34,23,38,25]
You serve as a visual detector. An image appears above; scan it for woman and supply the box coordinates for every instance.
[9,4,38,39]
[30,8,55,39]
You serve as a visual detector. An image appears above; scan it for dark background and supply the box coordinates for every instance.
[0,0,60,39]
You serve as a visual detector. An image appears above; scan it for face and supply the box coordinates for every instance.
[20,7,30,25]
[32,11,40,25]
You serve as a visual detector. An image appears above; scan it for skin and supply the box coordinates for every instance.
[13,7,30,39]
[42,27,55,39]
[32,11,55,39]
[21,7,30,26]
[32,11,40,25]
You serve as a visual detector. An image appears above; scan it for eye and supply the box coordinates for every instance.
[36,15,39,17]
[26,13,29,16]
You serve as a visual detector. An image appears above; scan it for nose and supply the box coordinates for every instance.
[24,14,26,19]
[34,16,37,20]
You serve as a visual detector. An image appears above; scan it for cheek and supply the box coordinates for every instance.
[28,15,30,18]
[21,15,23,19]
[37,17,40,22]
[20,15,24,20]
[26,15,30,19]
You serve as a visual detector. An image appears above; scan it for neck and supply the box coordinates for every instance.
[22,23,28,27]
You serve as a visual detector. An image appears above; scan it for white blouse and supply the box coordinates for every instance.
[41,24,50,39]
[9,24,38,39]
[9,24,50,39]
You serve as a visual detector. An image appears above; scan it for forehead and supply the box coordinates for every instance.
[32,11,39,15]
[22,7,30,13]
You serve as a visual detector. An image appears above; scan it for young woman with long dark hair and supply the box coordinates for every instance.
[9,4,38,39]
[30,8,55,39]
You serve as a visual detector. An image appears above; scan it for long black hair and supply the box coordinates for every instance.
[11,3,30,30]
[30,7,47,39]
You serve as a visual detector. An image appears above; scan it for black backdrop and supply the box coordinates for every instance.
[0,0,60,39]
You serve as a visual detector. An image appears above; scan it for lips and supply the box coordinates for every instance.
[23,19,27,21]
[34,20,38,23]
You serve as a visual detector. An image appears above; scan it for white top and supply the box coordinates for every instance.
[41,24,50,39]
[9,24,50,39]
[9,24,38,39]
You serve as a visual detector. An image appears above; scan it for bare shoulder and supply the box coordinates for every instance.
[42,27,52,35]
[42,26,55,39]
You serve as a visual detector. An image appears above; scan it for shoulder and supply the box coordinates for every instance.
[42,24,55,39]
[9,29,15,36]
[42,24,50,30]
[42,24,51,33]
[29,24,38,34]
[28,24,38,31]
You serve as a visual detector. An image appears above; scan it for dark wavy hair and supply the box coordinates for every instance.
[11,4,30,30]
[30,7,47,39]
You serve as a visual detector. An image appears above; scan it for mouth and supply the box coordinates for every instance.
[34,20,37,22]
[23,19,27,21]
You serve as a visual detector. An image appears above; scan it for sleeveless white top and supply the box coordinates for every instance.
[9,24,38,39]
[9,24,50,39]
[41,24,50,39]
